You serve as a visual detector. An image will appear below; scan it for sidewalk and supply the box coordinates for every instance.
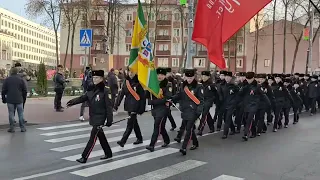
[0,96,126,126]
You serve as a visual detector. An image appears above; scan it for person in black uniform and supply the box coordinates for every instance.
[66,70,113,163]
[54,65,67,112]
[266,74,275,125]
[255,73,275,136]
[146,68,172,152]
[289,80,303,124]
[280,79,294,128]
[171,69,204,155]
[307,75,318,115]
[218,71,238,139]
[215,71,227,131]
[235,72,247,133]
[297,74,305,113]
[239,72,270,140]
[114,69,146,147]
[166,68,177,131]
[197,71,216,136]
[303,74,311,111]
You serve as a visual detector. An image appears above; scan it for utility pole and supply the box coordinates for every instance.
[306,3,314,74]
[185,0,195,69]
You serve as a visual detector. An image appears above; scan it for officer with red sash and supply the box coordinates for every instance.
[171,69,204,155]
[114,68,146,147]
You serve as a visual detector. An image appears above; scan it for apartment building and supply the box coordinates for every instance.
[0,7,60,68]
[60,0,247,73]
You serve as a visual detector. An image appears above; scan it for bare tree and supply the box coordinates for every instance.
[282,0,291,73]
[26,0,61,67]
[271,0,277,73]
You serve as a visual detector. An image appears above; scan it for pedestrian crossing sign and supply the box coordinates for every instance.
[80,29,92,47]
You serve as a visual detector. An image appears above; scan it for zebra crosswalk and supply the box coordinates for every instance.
[13,122,244,180]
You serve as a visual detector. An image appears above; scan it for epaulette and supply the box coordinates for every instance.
[105,86,110,89]
[198,82,202,84]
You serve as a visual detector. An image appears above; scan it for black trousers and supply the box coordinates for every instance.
[310,97,317,114]
[244,111,255,136]
[279,107,290,126]
[150,116,170,147]
[304,96,310,111]
[198,106,214,132]
[167,109,177,128]
[255,109,267,134]
[223,108,235,136]
[120,113,143,144]
[82,126,112,159]
[273,105,284,129]
[181,119,198,149]
[293,107,300,123]
[235,106,244,131]
[216,105,224,129]
[266,108,273,124]
[176,120,187,140]
[54,89,63,110]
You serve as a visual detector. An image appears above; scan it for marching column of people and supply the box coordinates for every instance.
[64,67,320,163]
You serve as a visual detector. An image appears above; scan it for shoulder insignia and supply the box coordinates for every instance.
[208,86,211,90]
[169,87,172,92]
[198,82,202,84]
[201,88,204,94]
[105,86,110,89]
[108,93,112,99]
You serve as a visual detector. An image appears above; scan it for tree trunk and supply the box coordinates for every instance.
[283,5,288,73]
[63,21,71,68]
[54,29,59,66]
[291,37,301,73]
[179,8,185,72]
[271,0,276,73]
[70,24,76,76]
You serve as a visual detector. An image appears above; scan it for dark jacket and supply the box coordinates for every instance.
[172,80,204,121]
[239,80,270,113]
[2,74,27,104]
[115,75,146,114]
[167,76,178,95]
[107,72,119,95]
[236,80,248,107]
[82,69,93,91]
[258,81,275,110]
[288,85,303,109]
[215,79,226,106]
[271,81,291,107]
[147,78,172,118]
[67,82,113,126]
[308,80,318,98]
[54,72,66,90]
[218,81,239,110]
[201,79,217,108]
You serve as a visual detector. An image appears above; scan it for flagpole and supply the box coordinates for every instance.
[185,0,195,69]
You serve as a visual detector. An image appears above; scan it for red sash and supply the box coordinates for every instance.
[126,80,140,101]
[184,86,200,105]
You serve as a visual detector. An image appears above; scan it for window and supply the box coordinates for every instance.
[93,57,97,66]
[224,44,229,51]
[159,14,167,20]
[264,59,270,67]
[210,62,216,69]
[225,58,229,68]
[184,28,188,35]
[236,58,243,68]
[126,14,132,21]
[125,29,132,37]
[159,44,168,51]
[158,58,168,67]
[159,29,168,35]
[237,44,243,53]
[172,58,179,67]
[174,13,180,21]
[194,58,206,68]
[125,57,129,66]
[80,56,87,66]
[126,44,131,52]
[149,13,155,21]
[173,29,180,36]
[149,30,155,37]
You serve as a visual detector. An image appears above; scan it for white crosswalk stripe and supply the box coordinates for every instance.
[40,127,94,136]
[212,175,245,180]
[37,122,115,130]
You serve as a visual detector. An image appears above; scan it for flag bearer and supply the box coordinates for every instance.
[66,70,113,163]
[172,69,204,155]
[288,80,303,124]
[166,68,177,131]
[234,72,247,133]
[307,75,318,115]
[114,68,146,147]
[197,70,217,136]
[146,68,172,152]
[255,73,274,136]
[218,71,238,139]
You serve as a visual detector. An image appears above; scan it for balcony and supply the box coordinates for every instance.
[91,20,104,26]
[93,35,105,41]
[156,50,171,56]
[157,20,171,26]
[198,51,207,56]
[156,35,171,41]
[91,49,104,54]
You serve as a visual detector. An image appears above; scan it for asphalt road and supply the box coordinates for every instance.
[1,109,320,180]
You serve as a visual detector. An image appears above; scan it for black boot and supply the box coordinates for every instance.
[221,135,227,139]
[179,149,187,155]
[146,146,154,152]
[190,145,198,150]
[161,142,170,148]
[117,141,124,147]
[133,139,143,145]
[197,131,203,136]
[100,154,112,160]
[242,135,248,141]
[76,157,87,164]
[174,137,181,143]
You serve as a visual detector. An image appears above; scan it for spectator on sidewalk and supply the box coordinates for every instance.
[79,66,93,121]
[1,67,27,133]
[107,68,119,107]
[53,65,68,112]
[14,62,31,108]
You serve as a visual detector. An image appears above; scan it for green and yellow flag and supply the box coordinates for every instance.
[128,0,161,98]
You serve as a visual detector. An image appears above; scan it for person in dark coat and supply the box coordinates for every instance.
[282,79,294,128]
[14,62,30,109]
[266,74,275,125]
[54,65,68,112]
[289,80,303,124]
[2,67,27,132]
[107,68,119,107]
[239,72,270,140]
[165,68,177,131]
[114,69,146,147]
[172,69,204,155]
[215,70,227,131]
[255,74,275,136]
[197,71,216,136]
[297,74,305,113]
[307,75,318,115]
[218,71,238,139]
[302,74,311,111]
[234,72,247,133]
[66,70,113,163]
[146,68,172,152]
[79,66,93,121]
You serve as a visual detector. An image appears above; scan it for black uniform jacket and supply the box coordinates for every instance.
[201,79,217,108]
[217,81,239,110]
[115,75,146,114]
[172,80,204,121]
[271,81,291,108]
[258,81,275,110]
[308,80,318,98]
[67,82,113,126]
[239,80,270,113]
[236,80,248,108]
[167,76,178,95]
[147,78,172,118]
[215,79,226,106]
[288,85,303,109]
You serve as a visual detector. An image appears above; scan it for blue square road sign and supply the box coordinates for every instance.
[80,29,93,47]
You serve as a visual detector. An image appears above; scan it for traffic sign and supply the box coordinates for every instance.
[80,29,92,47]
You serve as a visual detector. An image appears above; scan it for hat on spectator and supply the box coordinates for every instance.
[14,62,22,67]
[92,70,104,77]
